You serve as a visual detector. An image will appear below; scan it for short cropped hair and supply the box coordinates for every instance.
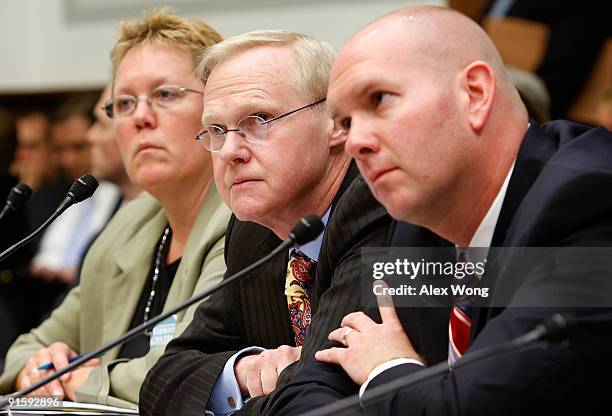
[196,30,336,100]
[111,8,222,78]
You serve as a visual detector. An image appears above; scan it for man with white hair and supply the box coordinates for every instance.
[139,30,406,416]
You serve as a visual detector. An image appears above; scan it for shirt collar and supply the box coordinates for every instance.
[468,122,530,248]
[457,159,516,261]
[292,207,331,261]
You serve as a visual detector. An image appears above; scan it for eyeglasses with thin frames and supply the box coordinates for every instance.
[103,84,204,119]
[195,98,326,152]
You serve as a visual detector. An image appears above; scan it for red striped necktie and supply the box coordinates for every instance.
[449,249,476,364]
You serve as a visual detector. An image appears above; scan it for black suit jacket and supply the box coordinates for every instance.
[139,163,396,416]
[264,121,612,415]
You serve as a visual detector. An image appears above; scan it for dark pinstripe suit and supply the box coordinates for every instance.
[139,164,394,415]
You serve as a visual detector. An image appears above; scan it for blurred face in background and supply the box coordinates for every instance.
[50,114,92,182]
[12,113,57,190]
[85,85,128,184]
[112,43,210,197]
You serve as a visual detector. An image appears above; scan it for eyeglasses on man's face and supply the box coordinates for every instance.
[195,98,326,152]
[103,85,204,119]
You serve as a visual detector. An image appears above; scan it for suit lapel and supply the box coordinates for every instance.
[472,122,560,336]
[102,209,167,359]
[239,229,291,347]
[491,123,559,247]
[311,162,359,298]
[165,185,222,311]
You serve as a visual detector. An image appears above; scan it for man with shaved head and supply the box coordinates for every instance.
[265,6,612,415]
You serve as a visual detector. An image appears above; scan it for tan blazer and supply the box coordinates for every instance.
[0,184,231,407]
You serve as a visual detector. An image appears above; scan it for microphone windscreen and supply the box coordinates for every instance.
[7,183,32,211]
[289,215,324,246]
[540,313,573,342]
[68,174,99,203]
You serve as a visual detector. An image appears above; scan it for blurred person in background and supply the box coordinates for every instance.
[481,0,612,119]
[0,107,28,373]
[87,83,141,204]
[11,110,70,260]
[49,94,95,183]
[1,97,121,368]
[0,107,21,243]
[60,84,144,288]
[1,108,72,371]
[0,8,229,407]
[29,95,121,287]
[10,111,60,193]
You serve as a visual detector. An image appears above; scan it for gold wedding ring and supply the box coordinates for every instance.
[341,328,355,346]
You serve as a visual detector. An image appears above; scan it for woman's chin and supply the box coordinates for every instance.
[132,169,172,191]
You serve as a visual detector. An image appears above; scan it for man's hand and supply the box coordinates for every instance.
[234,345,302,397]
[16,342,100,398]
[315,281,421,385]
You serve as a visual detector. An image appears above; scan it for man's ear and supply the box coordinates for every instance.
[461,61,495,132]
[328,119,347,148]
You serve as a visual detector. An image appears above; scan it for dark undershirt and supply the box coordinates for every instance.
[117,256,181,360]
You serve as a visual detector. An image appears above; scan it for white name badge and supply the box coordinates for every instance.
[150,315,177,349]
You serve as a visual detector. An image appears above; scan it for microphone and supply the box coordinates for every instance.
[0,174,98,264]
[58,173,99,211]
[0,182,32,222]
[302,314,574,416]
[0,215,324,410]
